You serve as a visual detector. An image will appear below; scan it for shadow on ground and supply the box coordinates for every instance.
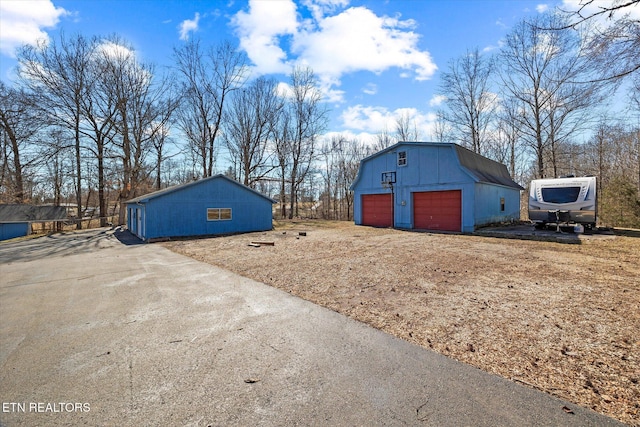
[613,228,640,238]
[474,224,618,244]
[113,227,144,245]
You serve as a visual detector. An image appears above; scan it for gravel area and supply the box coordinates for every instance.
[163,220,640,425]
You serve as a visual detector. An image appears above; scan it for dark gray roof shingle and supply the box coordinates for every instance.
[0,204,68,223]
[453,144,524,190]
[126,174,276,204]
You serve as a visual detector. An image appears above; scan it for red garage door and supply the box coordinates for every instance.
[362,193,392,227]
[413,190,461,232]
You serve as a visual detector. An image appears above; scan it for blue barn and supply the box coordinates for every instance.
[125,175,275,241]
[351,142,523,233]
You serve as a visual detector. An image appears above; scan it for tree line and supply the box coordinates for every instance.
[431,7,640,227]
[1,4,639,227]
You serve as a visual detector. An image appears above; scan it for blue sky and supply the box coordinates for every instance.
[1,0,590,143]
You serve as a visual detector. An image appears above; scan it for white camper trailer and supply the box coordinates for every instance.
[528,176,597,230]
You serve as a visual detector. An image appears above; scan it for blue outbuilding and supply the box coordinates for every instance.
[351,142,523,233]
[125,174,275,241]
[0,204,68,241]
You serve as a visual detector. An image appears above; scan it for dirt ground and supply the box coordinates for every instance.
[163,220,640,426]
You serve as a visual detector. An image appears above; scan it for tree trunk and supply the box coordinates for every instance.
[98,140,107,227]
[74,121,83,229]
[7,128,24,203]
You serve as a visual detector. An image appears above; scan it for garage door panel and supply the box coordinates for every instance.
[413,190,461,232]
[362,194,392,227]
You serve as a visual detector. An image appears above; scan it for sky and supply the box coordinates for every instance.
[0,0,627,144]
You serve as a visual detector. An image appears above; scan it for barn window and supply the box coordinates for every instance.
[500,197,505,212]
[207,208,232,221]
[397,151,407,166]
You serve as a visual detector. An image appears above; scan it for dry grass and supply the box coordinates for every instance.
[163,220,640,425]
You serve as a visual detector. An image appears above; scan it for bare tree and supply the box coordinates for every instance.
[81,56,118,227]
[18,34,97,227]
[499,13,604,178]
[224,76,282,187]
[0,82,43,202]
[319,135,341,219]
[285,66,328,219]
[373,125,395,151]
[559,0,640,82]
[336,137,367,220]
[492,97,524,178]
[98,36,180,224]
[432,110,452,143]
[174,40,247,178]
[394,110,421,142]
[272,102,291,218]
[581,120,640,225]
[439,48,497,154]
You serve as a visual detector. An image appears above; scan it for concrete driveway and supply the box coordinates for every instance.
[0,228,623,426]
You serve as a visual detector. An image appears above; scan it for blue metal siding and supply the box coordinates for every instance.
[127,177,273,240]
[0,222,30,241]
[353,145,476,230]
[352,143,521,232]
[474,184,521,226]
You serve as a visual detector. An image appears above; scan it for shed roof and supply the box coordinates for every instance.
[452,144,524,190]
[0,204,68,223]
[126,174,277,204]
[351,142,523,190]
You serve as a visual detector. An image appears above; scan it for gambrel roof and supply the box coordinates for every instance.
[351,142,524,190]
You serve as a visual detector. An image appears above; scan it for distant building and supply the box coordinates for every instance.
[0,204,68,241]
[350,142,523,232]
[125,174,275,241]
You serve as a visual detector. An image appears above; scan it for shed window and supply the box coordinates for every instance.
[207,208,232,221]
[500,197,505,212]
[397,151,407,166]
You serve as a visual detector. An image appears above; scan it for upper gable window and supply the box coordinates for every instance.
[397,151,407,167]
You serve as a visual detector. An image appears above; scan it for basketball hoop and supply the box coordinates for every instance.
[381,171,396,189]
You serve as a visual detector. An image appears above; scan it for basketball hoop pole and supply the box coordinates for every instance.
[381,172,396,229]
[390,181,394,229]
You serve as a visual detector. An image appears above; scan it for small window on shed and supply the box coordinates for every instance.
[207,208,232,221]
[397,151,407,167]
[500,197,505,212]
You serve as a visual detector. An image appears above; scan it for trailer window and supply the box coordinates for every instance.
[541,187,581,204]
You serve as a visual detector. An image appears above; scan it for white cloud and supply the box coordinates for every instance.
[294,7,436,86]
[179,12,200,41]
[0,0,68,57]
[340,104,436,136]
[320,129,377,145]
[231,0,298,74]
[482,39,505,53]
[96,40,136,60]
[362,83,377,95]
[429,94,446,107]
[231,0,437,101]
[495,19,507,29]
[301,0,349,21]
[536,4,549,13]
